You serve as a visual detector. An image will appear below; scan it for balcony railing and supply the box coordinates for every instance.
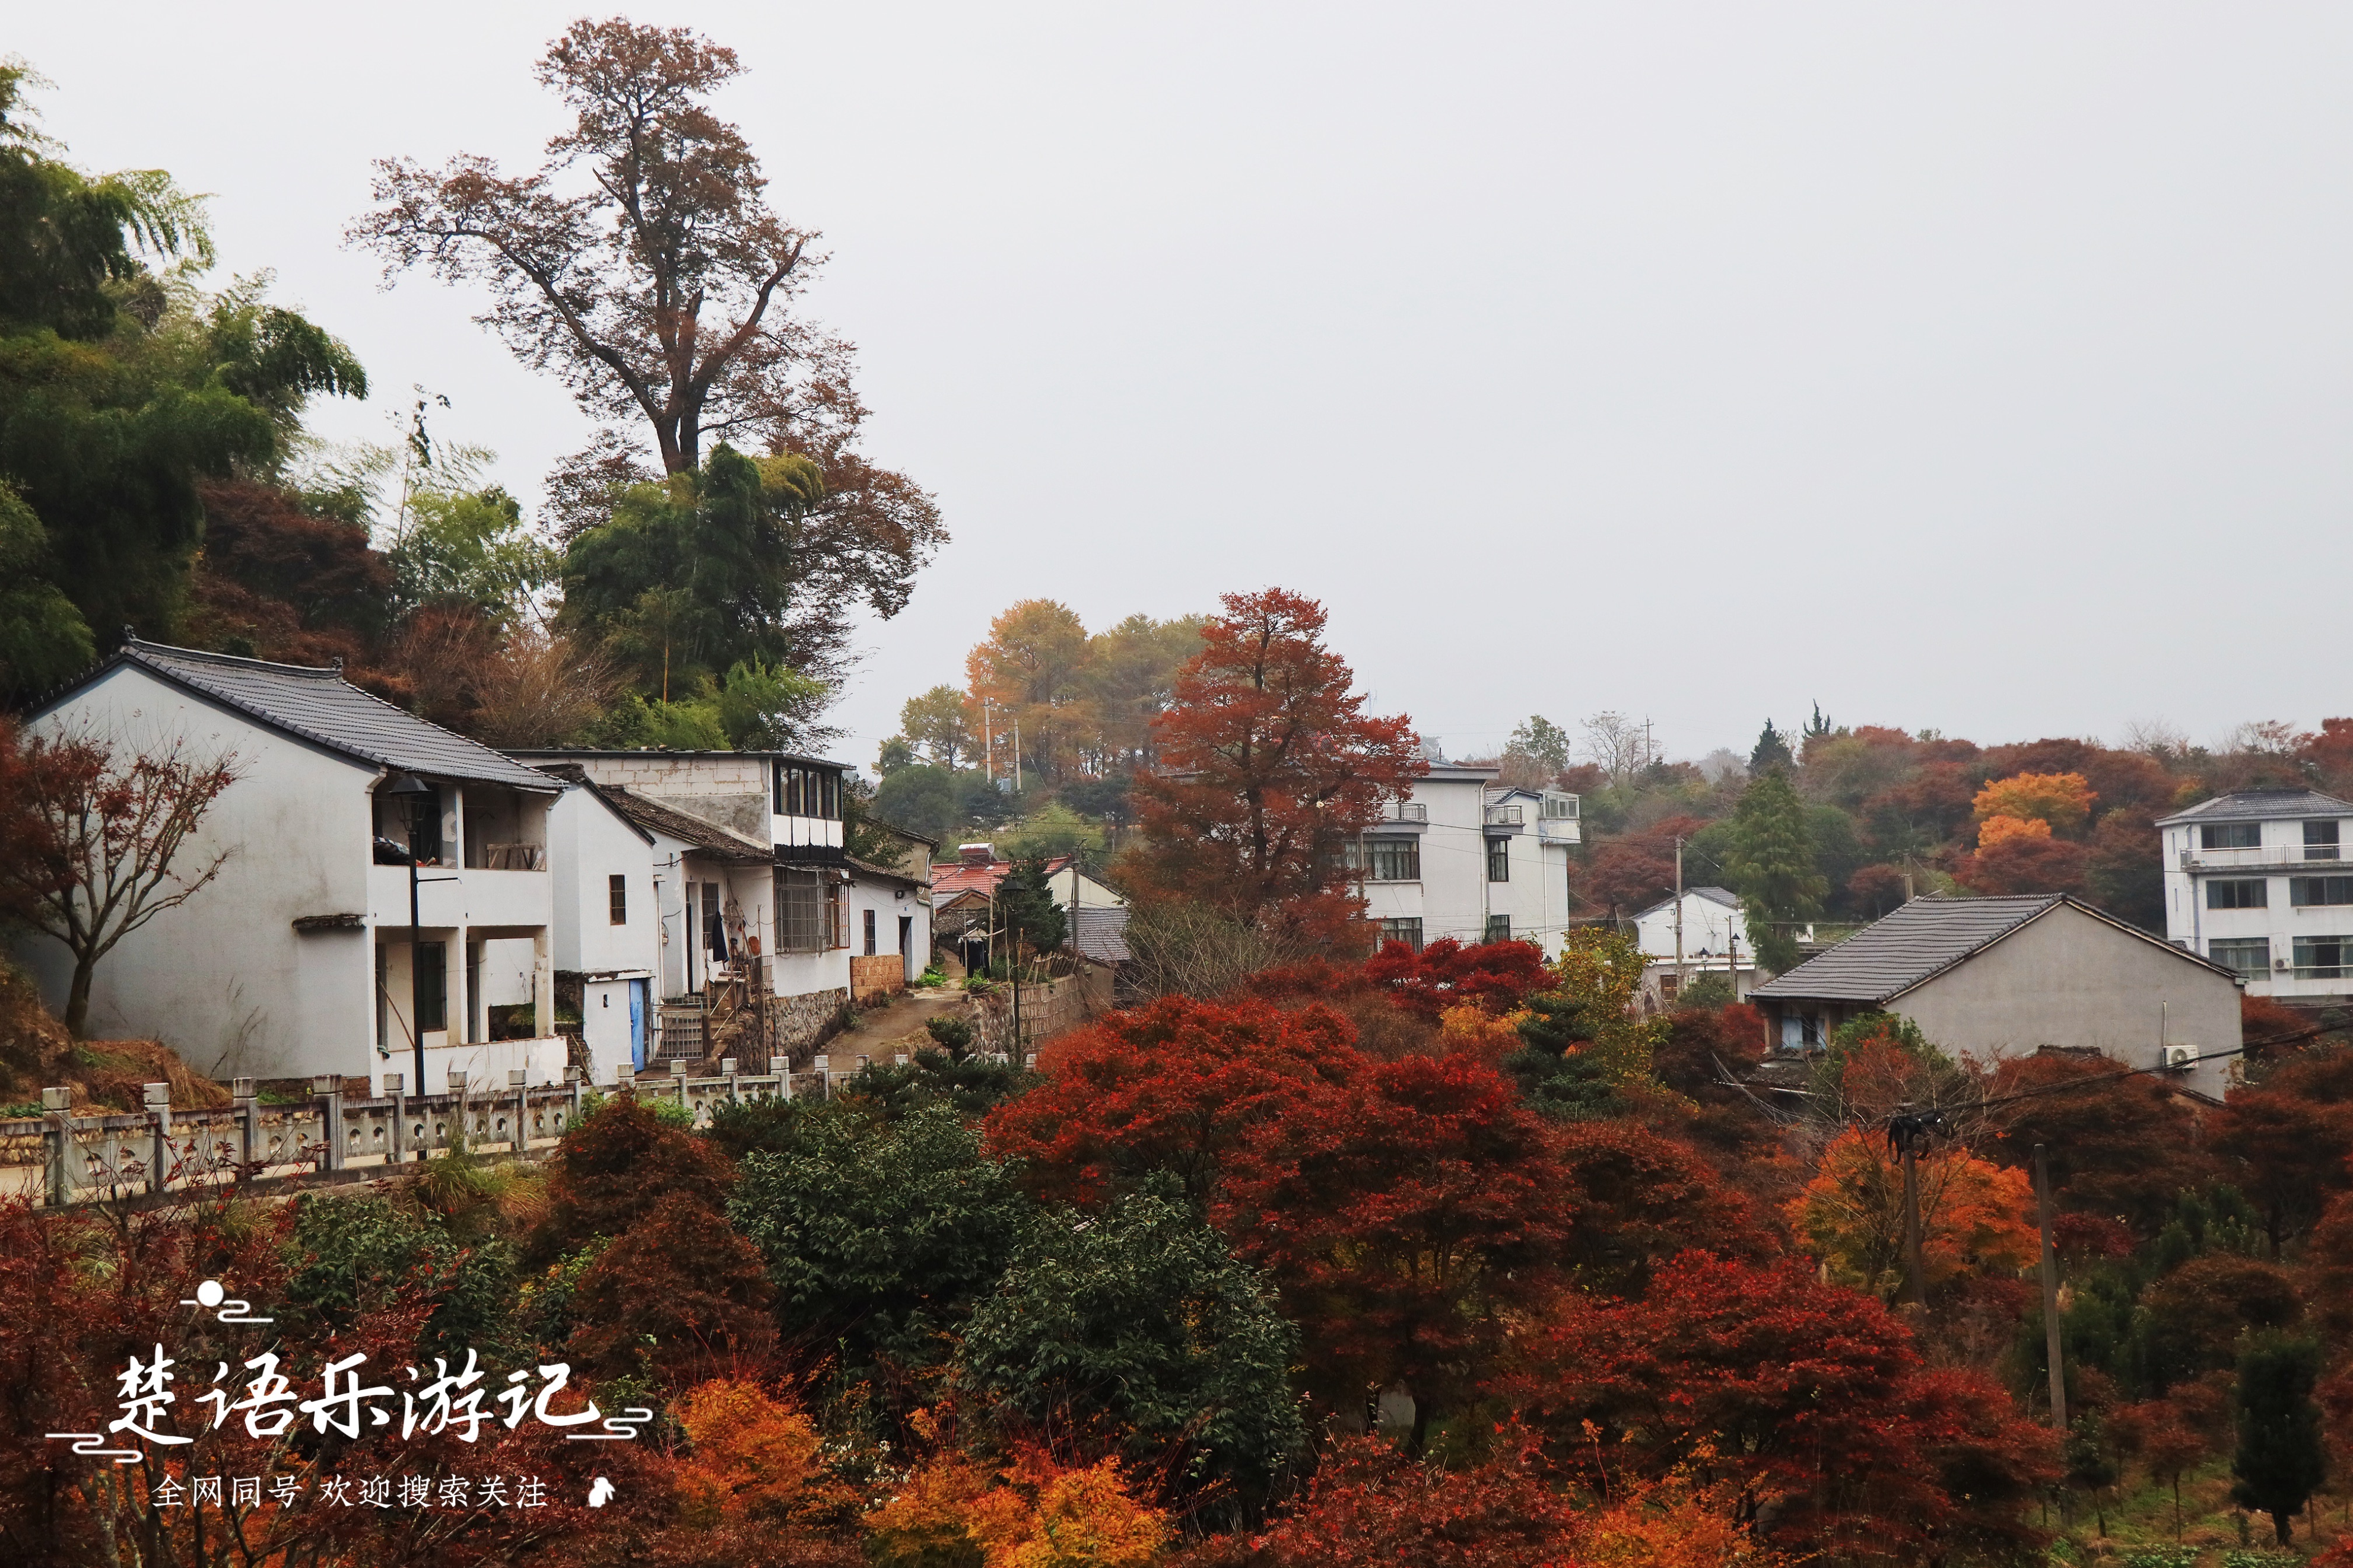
[1387,803,1428,823]
[1485,804,1525,827]
[469,842,547,872]
[2181,845,2342,872]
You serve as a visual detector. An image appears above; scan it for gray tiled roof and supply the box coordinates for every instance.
[99,641,557,791]
[1072,904,1131,963]
[1633,886,1745,920]
[1748,895,2064,1003]
[2155,789,2353,827]
[596,784,771,863]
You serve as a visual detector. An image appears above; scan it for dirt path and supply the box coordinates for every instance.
[825,988,968,1060]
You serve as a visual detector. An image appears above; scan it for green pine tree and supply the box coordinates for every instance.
[1749,720,1793,774]
[996,858,1066,960]
[2230,1332,2328,1544]
[1724,770,1827,974]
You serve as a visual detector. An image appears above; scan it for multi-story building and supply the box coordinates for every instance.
[1631,887,1757,1005]
[1351,765,1581,956]
[2157,788,2353,1005]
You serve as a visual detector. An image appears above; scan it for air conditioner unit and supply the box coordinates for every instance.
[2165,1045,2195,1071]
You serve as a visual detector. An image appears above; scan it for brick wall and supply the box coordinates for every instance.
[850,955,905,1002]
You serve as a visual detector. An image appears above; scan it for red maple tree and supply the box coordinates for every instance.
[1217,1052,1571,1451]
[1123,588,1424,944]
[1363,937,1551,1020]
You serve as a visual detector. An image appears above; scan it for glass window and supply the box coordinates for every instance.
[2292,935,2352,978]
[1379,917,1424,952]
[1484,914,1511,943]
[1541,793,1579,819]
[2290,876,2353,907]
[2207,879,2268,910]
[777,869,827,953]
[2307,821,2344,861]
[863,908,877,956]
[608,874,627,925]
[1348,837,1420,882]
[1487,838,1510,882]
[2201,822,2262,850]
[2209,938,2271,977]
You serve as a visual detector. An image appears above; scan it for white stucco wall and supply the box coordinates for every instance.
[2162,811,2353,1001]
[12,665,377,1082]
[849,874,931,982]
[1634,893,1751,964]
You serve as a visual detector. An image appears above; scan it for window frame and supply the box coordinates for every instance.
[2201,822,2262,850]
[2289,876,2353,908]
[1348,837,1421,882]
[1487,837,1510,883]
[415,942,447,1033]
[2308,820,2344,861]
[1484,914,1511,943]
[2292,934,2353,979]
[1378,917,1424,953]
[2206,878,2268,910]
[2208,937,2271,977]
[608,873,628,926]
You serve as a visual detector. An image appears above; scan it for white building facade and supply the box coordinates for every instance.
[2157,788,2353,1006]
[1351,765,1581,956]
[12,642,569,1092]
[1631,887,1757,1004]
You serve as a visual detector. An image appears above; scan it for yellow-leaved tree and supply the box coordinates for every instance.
[1786,1127,2037,1302]
[1972,771,2095,847]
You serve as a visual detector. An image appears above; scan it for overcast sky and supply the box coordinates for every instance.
[18,5,2353,770]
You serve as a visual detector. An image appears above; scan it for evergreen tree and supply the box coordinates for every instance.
[1749,719,1793,774]
[2230,1332,2327,1544]
[997,857,1066,958]
[1723,770,1826,974]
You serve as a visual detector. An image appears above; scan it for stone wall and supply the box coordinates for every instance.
[776,986,850,1058]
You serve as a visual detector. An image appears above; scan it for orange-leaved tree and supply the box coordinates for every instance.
[866,1440,1167,1568]
[1785,1127,2036,1301]
[1972,771,2095,843]
[1123,587,1422,945]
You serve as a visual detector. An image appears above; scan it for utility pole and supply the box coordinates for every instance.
[1012,715,1023,793]
[983,698,995,786]
[1897,1105,1926,1310]
[1673,835,1685,984]
[2035,1142,2068,1430]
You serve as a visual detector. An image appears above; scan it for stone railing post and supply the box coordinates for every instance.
[232,1077,258,1178]
[769,1055,790,1101]
[721,1057,738,1105]
[508,1069,528,1156]
[814,1054,831,1100]
[382,1073,404,1163]
[41,1086,69,1207]
[312,1075,342,1172]
[448,1070,469,1156]
[144,1082,172,1195]
[565,1065,583,1130]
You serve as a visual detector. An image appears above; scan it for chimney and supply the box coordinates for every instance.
[960,843,995,867]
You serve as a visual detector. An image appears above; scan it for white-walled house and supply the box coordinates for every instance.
[1632,887,1757,1004]
[848,826,935,998]
[2157,788,2353,1006]
[508,749,858,1055]
[534,768,660,1079]
[12,641,569,1090]
[1351,766,1582,956]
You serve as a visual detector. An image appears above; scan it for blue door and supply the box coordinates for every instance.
[628,979,649,1069]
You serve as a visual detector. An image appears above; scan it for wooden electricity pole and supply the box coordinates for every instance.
[1895,1104,1926,1309]
[2036,1142,2068,1430]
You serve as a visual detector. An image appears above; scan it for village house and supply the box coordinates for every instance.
[1749,893,2244,1102]
[931,845,1125,975]
[1631,886,1757,1006]
[509,748,866,1064]
[2157,787,2353,1007]
[1351,765,1581,956]
[11,641,570,1090]
[847,820,938,1000]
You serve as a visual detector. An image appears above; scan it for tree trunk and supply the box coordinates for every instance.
[2275,1509,2294,1545]
[64,953,96,1038]
[1406,1394,1431,1457]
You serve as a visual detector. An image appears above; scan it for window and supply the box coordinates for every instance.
[777,869,827,953]
[2201,822,2262,850]
[415,942,447,1033]
[830,881,849,949]
[405,785,443,864]
[1487,838,1510,882]
[608,874,628,925]
[863,908,877,957]
[2207,879,2268,909]
[2290,876,2353,907]
[1541,793,1578,819]
[2308,821,2344,861]
[1485,914,1511,943]
[1347,837,1420,882]
[1379,917,1424,952]
[2209,938,2271,977]
[2293,935,2353,979]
